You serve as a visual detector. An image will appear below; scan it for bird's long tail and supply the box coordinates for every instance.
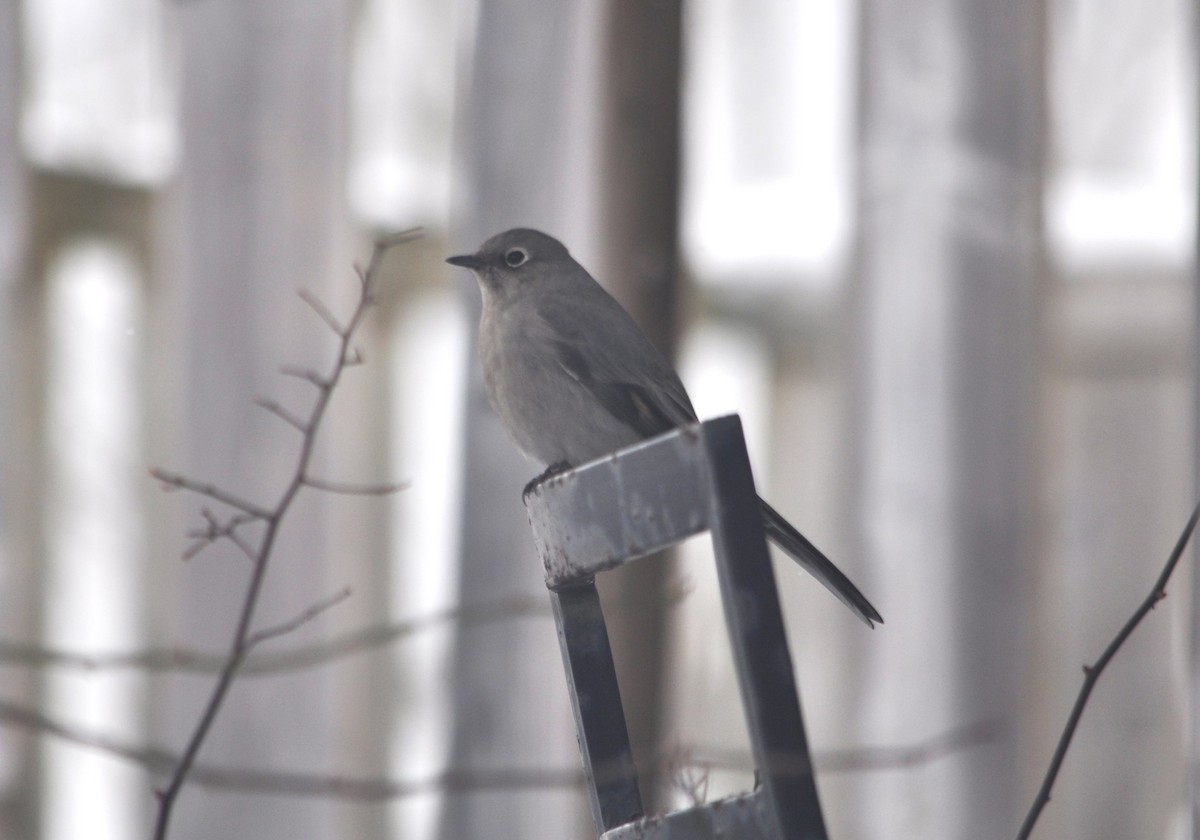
[758,497,883,628]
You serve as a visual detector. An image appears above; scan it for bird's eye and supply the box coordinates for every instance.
[504,248,528,267]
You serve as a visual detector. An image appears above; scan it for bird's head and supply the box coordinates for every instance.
[446,228,571,297]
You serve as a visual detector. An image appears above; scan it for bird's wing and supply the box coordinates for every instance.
[536,280,883,627]
[542,292,697,438]
[553,316,884,627]
[552,338,695,436]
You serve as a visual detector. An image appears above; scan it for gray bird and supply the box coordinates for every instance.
[448,228,882,627]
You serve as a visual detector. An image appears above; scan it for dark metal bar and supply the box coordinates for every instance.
[528,417,828,839]
[602,789,771,840]
[549,581,644,831]
[702,416,829,840]
[526,428,711,587]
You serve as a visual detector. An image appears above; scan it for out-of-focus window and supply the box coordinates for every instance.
[22,0,175,182]
[1047,0,1193,272]
[349,0,460,228]
[682,0,855,288]
[42,239,146,840]
[386,289,467,840]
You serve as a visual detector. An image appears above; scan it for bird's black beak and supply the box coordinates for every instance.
[446,253,486,270]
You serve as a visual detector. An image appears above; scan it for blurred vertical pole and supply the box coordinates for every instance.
[0,3,42,838]
[440,2,595,839]
[1193,0,1200,826]
[851,0,1043,836]
[322,254,396,840]
[1193,1,1200,830]
[593,0,683,809]
[162,2,350,838]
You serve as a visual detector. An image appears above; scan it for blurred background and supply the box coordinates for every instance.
[0,0,1195,838]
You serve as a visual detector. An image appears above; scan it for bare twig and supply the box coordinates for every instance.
[152,231,419,840]
[684,718,1001,777]
[1016,501,1200,840]
[0,596,547,675]
[0,698,178,775]
[817,718,1001,774]
[150,469,271,520]
[0,698,990,802]
[223,526,259,564]
[254,398,308,433]
[302,475,410,496]
[373,228,424,252]
[279,365,329,389]
[297,287,346,336]
[182,765,587,799]
[182,509,260,562]
[665,745,710,806]
[1,582,698,674]
[0,696,584,798]
[244,588,353,650]
[186,509,258,543]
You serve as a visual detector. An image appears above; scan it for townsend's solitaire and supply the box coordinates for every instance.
[448,228,882,627]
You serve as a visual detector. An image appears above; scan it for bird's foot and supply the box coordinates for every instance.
[522,461,572,501]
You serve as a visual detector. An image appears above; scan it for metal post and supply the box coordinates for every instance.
[525,415,830,840]
[549,581,644,831]
[703,421,828,839]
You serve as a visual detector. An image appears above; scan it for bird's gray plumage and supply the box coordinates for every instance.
[449,228,882,627]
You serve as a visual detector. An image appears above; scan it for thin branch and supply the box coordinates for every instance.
[0,697,582,799]
[181,542,211,563]
[0,596,549,675]
[380,228,424,247]
[185,509,257,542]
[182,765,587,800]
[0,697,177,775]
[683,718,1001,777]
[0,698,989,802]
[149,469,272,520]
[182,510,260,562]
[1016,500,1200,840]
[152,232,418,840]
[224,526,259,563]
[297,287,346,336]
[665,744,710,806]
[230,597,546,675]
[817,718,1001,774]
[254,398,308,433]
[244,588,353,651]
[302,475,410,496]
[181,509,228,561]
[279,365,329,390]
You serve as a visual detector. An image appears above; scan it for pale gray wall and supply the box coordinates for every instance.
[0,1,1193,839]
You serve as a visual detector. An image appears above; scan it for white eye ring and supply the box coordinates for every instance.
[504,248,528,267]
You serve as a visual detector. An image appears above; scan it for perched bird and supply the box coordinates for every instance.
[448,228,882,627]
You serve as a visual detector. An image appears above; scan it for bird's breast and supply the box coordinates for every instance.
[478,303,640,466]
